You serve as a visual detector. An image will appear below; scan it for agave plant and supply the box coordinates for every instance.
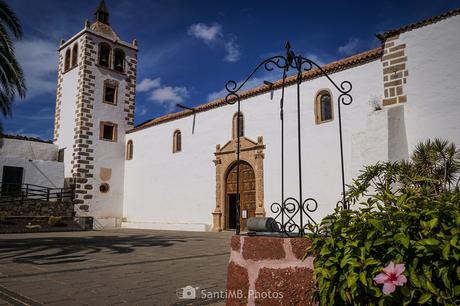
[0,0,26,136]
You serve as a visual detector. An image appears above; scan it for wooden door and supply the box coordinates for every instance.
[1,166,23,197]
[225,162,256,230]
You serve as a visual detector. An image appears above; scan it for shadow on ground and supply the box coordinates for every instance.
[0,233,199,265]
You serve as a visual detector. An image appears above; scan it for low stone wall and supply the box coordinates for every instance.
[226,235,315,306]
[0,199,74,217]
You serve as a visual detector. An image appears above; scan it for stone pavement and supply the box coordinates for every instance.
[0,229,233,306]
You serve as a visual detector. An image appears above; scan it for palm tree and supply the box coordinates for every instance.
[411,138,460,192]
[0,0,26,136]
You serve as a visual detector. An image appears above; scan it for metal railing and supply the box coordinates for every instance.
[0,182,75,204]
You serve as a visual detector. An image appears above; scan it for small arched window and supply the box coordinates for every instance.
[113,49,125,72]
[232,112,244,139]
[99,43,111,67]
[126,140,133,160]
[64,48,71,72]
[71,44,78,68]
[173,130,182,153]
[315,90,333,124]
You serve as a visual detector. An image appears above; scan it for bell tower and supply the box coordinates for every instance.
[53,0,138,228]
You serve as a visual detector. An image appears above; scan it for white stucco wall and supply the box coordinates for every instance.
[0,138,58,161]
[123,59,384,230]
[0,138,64,188]
[55,45,78,178]
[401,15,460,150]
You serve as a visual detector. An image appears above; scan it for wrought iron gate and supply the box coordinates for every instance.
[224,42,353,236]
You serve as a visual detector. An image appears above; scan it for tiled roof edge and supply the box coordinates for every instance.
[127,47,383,134]
[381,7,460,39]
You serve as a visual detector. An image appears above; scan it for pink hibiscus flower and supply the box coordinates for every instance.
[374,262,407,295]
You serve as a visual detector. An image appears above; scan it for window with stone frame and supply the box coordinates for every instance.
[126,140,133,160]
[113,49,125,72]
[232,112,244,139]
[64,48,71,72]
[315,90,333,124]
[103,80,118,105]
[71,43,78,68]
[173,130,181,153]
[100,122,118,142]
[98,43,111,68]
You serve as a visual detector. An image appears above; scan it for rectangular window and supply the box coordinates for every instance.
[100,122,118,142]
[103,82,117,105]
[57,149,65,162]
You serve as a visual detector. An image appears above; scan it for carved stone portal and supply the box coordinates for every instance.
[212,136,266,231]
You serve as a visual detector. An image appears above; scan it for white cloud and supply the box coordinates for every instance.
[138,77,190,110]
[137,78,161,92]
[15,38,58,100]
[338,38,361,55]
[135,105,148,116]
[224,39,241,62]
[188,22,241,62]
[187,23,222,43]
[150,86,189,104]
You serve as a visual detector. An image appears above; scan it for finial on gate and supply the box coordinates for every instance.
[285,40,294,66]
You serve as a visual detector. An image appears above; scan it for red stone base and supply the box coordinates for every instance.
[226,235,315,306]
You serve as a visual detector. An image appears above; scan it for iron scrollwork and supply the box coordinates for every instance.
[225,42,353,236]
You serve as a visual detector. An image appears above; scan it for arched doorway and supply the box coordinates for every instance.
[225,161,256,230]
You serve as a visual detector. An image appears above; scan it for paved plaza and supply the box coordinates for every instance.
[0,229,233,306]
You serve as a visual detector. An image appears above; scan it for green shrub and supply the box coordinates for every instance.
[307,139,460,305]
[48,216,63,226]
[307,191,459,305]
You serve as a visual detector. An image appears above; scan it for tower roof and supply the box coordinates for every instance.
[91,0,119,40]
[94,0,109,24]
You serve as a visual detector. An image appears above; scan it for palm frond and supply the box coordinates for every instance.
[0,0,22,39]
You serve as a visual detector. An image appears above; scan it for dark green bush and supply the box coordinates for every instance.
[307,192,459,305]
[307,139,460,305]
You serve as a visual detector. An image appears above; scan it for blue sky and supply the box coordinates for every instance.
[4,0,460,140]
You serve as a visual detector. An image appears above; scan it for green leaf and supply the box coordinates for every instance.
[364,258,380,267]
[451,236,458,247]
[340,255,350,268]
[417,292,431,304]
[320,247,331,256]
[428,217,438,229]
[394,232,410,248]
[347,274,357,288]
[421,238,440,246]
[409,270,421,288]
[442,243,450,260]
[426,280,437,294]
[369,219,384,232]
[454,285,460,296]
[373,238,386,246]
[359,272,367,286]
[440,267,450,288]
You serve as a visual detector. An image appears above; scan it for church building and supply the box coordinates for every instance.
[46,3,460,230]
